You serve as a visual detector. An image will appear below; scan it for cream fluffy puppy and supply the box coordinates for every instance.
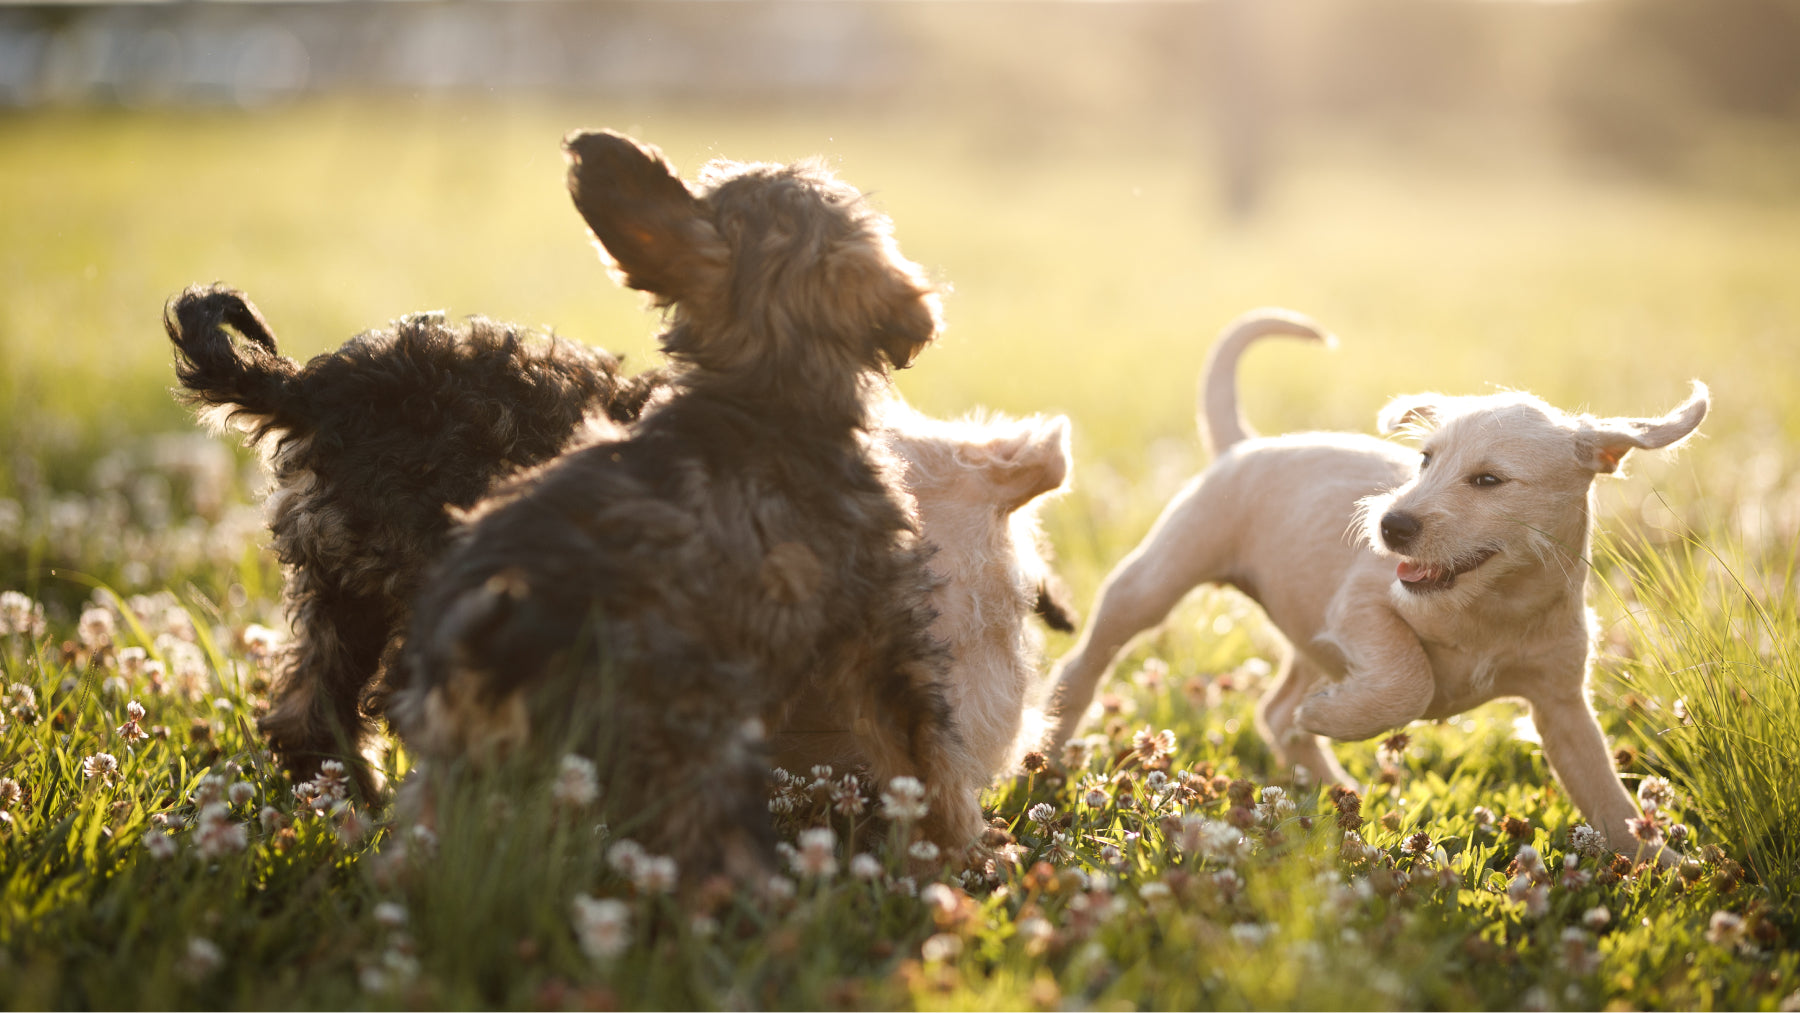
[1046,309,1706,860]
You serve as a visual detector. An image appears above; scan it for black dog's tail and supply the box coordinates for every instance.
[165,284,306,442]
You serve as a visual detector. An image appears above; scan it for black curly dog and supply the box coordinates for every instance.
[166,286,662,797]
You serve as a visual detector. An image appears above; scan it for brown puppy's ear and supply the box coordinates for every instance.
[1575,380,1711,475]
[1033,573,1079,633]
[1377,394,1447,437]
[563,130,727,304]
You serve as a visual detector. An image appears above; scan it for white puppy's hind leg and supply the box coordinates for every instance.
[1045,487,1226,749]
[1257,650,1357,789]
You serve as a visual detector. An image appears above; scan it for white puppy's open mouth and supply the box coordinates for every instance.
[1396,548,1497,593]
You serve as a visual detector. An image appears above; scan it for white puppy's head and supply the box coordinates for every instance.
[1359,382,1709,601]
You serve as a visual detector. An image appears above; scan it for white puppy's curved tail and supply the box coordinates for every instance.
[1199,308,1335,456]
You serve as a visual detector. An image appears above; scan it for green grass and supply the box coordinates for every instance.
[3,100,1799,1009]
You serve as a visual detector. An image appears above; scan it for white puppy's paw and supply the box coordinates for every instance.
[1294,688,1391,743]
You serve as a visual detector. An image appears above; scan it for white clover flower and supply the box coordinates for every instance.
[1582,906,1611,929]
[606,839,646,878]
[1027,802,1057,826]
[1017,915,1053,954]
[830,775,866,818]
[1139,881,1172,902]
[1514,844,1547,879]
[920,882,958,916]
[334,803,370,847]
[849,853,884,881]
[117,647,148,679]
[633,854,678,895]
[1637,776,1676,813]
[142,660,168,694]
[808,764,835,790]
[1229,922,1271,947]
[194,803,248,858]
[764,875,797,902]
[1626,813,1666,851]
[82,752,120,785]
[1132,726,1176,763]
[552,754,600,809]
[880,776,929,822]
[1084,785,1110,808]
[1134,657,1170,689]
[144,832,178,860]
[1507,874,1549,918]
[77,607,115,651]
[240,624,283,663]
[228,781,256,807]
[920,933,962,963]
[792,827,838,879]
[372,901,409,930]
[179,936,224,980]
[1559,854,1593,890]
[1256,786,1296,826]
[1060,736,1096,771]
[908,839,941,863]
[1338,829,1379,865]
[1568,823,1607,859]
[571,894,631,961]
[312,760,350,804]
[1200,820,1247,865]
[0,777,20,808]
[0,591,47,638]
[1707,910,1747,950]
[1559,926,1600,975]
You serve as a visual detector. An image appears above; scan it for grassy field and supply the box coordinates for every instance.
[2,100,1799,1009]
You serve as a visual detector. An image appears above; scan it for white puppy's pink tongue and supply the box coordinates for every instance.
[1397,560,1439,584]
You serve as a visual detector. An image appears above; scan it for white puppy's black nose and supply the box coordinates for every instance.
[1380,511,1421,550]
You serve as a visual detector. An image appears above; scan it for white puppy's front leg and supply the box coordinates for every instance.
[1295,592,1434,743]
[1526,685,1676,866]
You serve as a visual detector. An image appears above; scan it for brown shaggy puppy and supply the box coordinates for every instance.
[392,130,980,880]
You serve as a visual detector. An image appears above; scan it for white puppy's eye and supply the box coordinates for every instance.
[1470,473,1504,488]
[1419,452,1432,470]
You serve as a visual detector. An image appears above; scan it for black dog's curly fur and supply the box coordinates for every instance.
[392,130,986,879]
[166,284,662,796]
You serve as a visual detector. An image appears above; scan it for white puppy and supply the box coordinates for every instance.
[1045,309,1707,859]
[772,398,1073,797]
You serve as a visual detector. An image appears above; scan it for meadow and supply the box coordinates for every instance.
[2,99,1799,1009]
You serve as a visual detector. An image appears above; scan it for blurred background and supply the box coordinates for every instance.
[2,0,1798,607]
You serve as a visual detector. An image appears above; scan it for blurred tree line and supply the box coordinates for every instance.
[4,0,1796,185]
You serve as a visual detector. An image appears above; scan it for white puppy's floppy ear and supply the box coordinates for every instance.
[958,415,1072,511]
[1575,380,1711,474]
[1377,394,1446,437]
